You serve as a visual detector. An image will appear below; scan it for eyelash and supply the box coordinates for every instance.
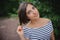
[32,7,35,10]
[28,11,32,14]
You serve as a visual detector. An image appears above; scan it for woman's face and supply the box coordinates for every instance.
[26,4,40,20]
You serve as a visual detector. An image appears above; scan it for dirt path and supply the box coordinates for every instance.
[0,17,60,40]
[0,17,20,40]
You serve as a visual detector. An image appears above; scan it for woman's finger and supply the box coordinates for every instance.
[17,26,22,32]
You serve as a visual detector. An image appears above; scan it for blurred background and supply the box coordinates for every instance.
[0,0,60,40]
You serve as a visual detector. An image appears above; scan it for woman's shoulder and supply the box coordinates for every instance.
[41,18,51,22]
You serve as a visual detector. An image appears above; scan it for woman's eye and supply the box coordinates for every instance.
[28,10,31,14]
[32,7,35,10]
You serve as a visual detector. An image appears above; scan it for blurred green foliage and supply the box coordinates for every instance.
[0,0,19,17]
[0,0,60,40]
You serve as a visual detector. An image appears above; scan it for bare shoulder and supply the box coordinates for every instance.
[41,18,51,22]
[43,18,50,21]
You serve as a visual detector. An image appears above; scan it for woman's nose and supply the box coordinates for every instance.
[33,13,36,15]
[33,12,36,15]
[32,10,37,15]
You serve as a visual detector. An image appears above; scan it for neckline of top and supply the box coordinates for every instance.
[23,20,51,29]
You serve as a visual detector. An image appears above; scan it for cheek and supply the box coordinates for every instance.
[35,8,39,13]
[36,10,39,14]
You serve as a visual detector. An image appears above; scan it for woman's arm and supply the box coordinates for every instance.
[17,26,29,40]
[50,31,55,40]
[19,35,29,40]
[19,35,26,40]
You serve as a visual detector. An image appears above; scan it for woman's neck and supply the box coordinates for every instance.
[30,18,41,24]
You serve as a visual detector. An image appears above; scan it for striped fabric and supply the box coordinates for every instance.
[23,20,53,40]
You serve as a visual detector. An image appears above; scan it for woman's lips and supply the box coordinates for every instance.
[34,14,38,17]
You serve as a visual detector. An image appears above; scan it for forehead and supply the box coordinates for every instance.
[26,4,33,12]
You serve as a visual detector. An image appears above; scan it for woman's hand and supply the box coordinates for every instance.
[17,26,24,36]
[17,25,29,40]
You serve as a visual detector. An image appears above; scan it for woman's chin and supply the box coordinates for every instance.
[34,17,39,19]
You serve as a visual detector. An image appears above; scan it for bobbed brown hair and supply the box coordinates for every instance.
[18,2,34,25]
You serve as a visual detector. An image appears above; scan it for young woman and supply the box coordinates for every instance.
[17,2,55,40]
